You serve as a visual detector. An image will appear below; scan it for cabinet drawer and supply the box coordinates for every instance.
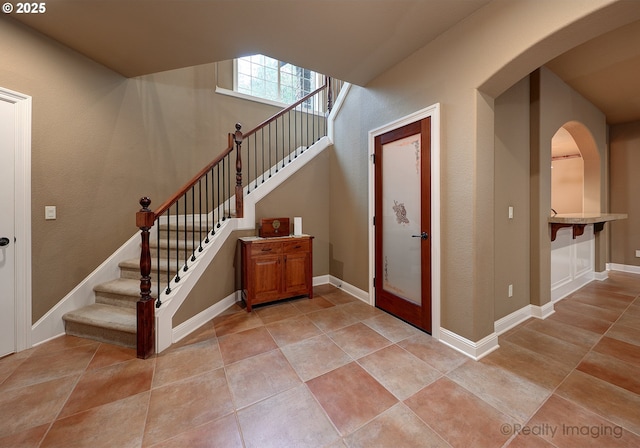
[283,239,310,253]
[250,241,283,256]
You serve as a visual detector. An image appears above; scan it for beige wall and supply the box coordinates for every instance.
[331,0,633,341]
[174,151,331,325]
[494,68,607,322]
[1,18,282,322]
[494,77,531,321]
[530,67,608,306]
[173,229,253,326]
[551,158,585,213]
[610,121,640,267]
[255,150,331,277]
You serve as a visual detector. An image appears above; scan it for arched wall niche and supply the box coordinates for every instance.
[551,121,601,214]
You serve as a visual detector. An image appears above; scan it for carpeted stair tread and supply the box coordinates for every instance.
[63,304,136,334]
[94,278,150,298]
[151,238,200,250]
[157,215,212,231]
[119,257,171,271]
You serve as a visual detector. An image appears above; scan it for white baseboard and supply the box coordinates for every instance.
[608,263,640,275]
[327,275,370,303]
[494,302,555,336]
[494,306,533,335]
[594,270,609,281]
[439,327,499,361]
[172,292,238,344]
[313,275,331,286]
[530,301,555,320]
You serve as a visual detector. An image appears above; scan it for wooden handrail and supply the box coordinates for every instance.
[152,133,235,219]
[242,77,330,139]
[152,76,332,218]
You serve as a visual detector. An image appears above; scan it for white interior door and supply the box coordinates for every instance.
[0,99,16,357]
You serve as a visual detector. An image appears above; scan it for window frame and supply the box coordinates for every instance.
[231,56,324,109]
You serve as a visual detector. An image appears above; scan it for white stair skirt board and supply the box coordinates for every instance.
[172,291,238,344]
[439,328,499,361]
[31,232,141,346]
[236,136,331,229]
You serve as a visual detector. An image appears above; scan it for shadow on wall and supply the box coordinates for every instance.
[329,244,344,280]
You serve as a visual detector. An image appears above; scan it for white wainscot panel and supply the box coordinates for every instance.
[551,224,594,302]
[551,227,573,290]
[574,228,593,278]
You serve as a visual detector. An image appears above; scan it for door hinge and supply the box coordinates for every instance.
[372,216,375,226]
[371,153,375,164]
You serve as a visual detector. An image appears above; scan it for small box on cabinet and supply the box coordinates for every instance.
[258,217,290,238]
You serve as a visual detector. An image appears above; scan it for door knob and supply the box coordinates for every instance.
[0,237,10,247]
[411,232,429,240]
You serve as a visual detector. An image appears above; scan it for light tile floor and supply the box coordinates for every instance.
[1,272,640,447]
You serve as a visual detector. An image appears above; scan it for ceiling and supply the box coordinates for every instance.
[7,0,492,85]
[7,0,640,124]
[546,19,640,125]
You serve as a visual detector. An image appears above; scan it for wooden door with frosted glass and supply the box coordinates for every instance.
[374,118,432,333]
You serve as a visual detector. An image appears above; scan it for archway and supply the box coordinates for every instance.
[551,121,601,214]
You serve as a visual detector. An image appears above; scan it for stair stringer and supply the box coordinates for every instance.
[155,135,332,353]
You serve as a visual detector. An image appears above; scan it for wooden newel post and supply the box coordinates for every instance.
[234,123,244,219]
[327,77,334,113]
[136,197,155,359]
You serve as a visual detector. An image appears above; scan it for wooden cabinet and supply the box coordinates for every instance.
[240,235,313,311]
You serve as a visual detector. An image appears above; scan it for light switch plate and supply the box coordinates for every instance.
[45,206,56,220]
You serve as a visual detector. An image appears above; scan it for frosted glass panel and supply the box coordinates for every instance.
[382,133,421,304]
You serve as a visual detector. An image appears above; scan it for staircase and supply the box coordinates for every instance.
[58,77,344,357]
[63,217,207,348]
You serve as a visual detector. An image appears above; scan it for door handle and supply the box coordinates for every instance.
[411,232,429,240]
[0,237,10,247]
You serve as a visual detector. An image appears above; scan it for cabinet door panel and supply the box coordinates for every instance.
[283,252,310,296]
[252,255,281,303]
